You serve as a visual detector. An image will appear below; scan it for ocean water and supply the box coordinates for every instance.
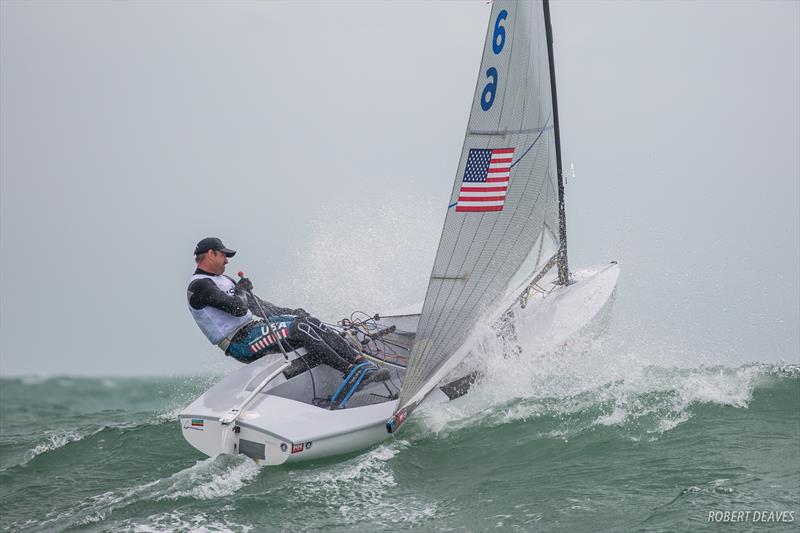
[1,351,798,532]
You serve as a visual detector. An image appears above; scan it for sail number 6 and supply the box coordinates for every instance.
[481,9,508,111]
[492,9,507,54]
[481,68,498,111]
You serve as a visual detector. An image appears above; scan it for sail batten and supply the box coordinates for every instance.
[394,0,563,415]
[470,126,552,136]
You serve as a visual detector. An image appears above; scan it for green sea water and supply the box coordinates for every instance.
[1,361,798,532]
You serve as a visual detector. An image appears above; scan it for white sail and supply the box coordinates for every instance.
[394,0,561,419]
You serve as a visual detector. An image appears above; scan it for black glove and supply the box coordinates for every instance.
[292,308,309,317]
[235,277,253,293]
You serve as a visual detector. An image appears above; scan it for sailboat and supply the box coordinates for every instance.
[178,0,620,465]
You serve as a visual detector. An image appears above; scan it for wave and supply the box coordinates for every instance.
[5,425,432,531]
[1,360,796,532]
[2,407,188,473]
[418,330,798,440]
[8,439,431,531]
[158,455,261,501]
[8,454,262,532]
[22,428,103,463]
[237,439,437,530]
[32,438,430,532]
[289,441,437,527]
[110,511,255,533]
[0,374,219,472]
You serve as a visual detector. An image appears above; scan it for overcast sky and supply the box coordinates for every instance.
[1,0,798,376]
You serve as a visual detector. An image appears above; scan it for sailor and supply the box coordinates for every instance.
[187,237,389,383]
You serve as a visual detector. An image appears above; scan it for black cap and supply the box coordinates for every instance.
[194,237,236,257]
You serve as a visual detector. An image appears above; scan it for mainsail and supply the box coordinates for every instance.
[390,0,566,428]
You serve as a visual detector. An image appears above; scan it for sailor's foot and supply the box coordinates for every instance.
[341,363,390,393]
[360,368,390,386]
[351,368,391,393]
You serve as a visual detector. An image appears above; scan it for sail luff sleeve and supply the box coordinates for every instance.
[543,0,569,284]
[396,0,561,411]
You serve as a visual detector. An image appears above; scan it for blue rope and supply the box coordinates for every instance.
[337,367,374,409]
[330,362,371,403]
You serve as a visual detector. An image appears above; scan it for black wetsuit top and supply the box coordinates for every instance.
[187,268,249,316]
[187,268,296,319]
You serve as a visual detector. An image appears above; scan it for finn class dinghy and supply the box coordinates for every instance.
[179,0,620,465]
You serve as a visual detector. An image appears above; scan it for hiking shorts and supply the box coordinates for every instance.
[225,315,296,362]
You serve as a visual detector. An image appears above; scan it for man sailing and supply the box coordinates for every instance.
[186,237,388,384]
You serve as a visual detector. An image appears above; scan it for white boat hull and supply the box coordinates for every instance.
[178,262,619,464]
[181,396,398,466]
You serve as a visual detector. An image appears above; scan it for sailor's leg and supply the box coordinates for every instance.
[287,317,353,374]
[282,356,324,380]
[304,317,361,363]
[225,322,277,363]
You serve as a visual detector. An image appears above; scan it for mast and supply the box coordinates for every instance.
[543,0,570,284]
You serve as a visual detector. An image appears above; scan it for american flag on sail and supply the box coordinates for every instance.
[455,147,515,212]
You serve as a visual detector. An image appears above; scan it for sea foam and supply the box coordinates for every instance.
[278,440,437,528]
[417,324,785,440]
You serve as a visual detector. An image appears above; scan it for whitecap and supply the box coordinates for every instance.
[117,510,255,533]
[35,456,260,529]
[159,456,261,501]
[415,324,774,438]
[22,428,103,463]
[279,440,438,527]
